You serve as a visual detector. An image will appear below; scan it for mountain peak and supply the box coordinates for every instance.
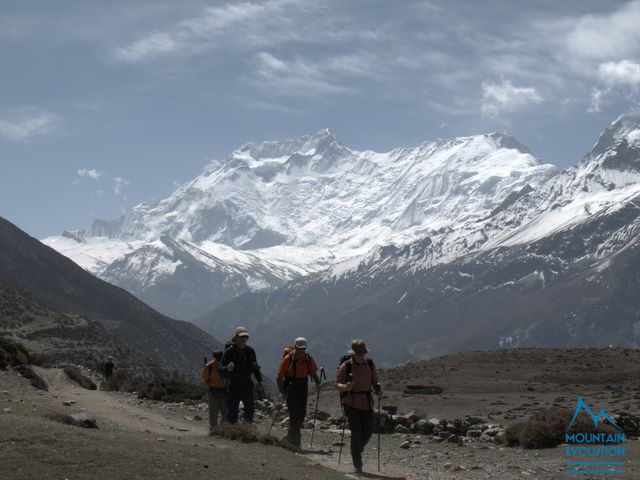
[591,110,640,156]
[486,131,532,155]
[234,128,343,161]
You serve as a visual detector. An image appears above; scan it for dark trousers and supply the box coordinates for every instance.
[346,406,373,470]
[226,381,254,424]
[286,381,308,448]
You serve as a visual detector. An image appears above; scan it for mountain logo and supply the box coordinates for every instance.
[567,398,622,431]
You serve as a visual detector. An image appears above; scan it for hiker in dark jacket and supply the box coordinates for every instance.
[104,356,115,380]
[276,337,321,450]
[201,350,227,433]
[220,326,263,424]
[335,339,382,474]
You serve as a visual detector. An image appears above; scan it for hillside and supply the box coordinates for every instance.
[0,216,222,377]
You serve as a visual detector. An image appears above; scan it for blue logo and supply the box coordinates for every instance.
[564,398,625,476]
[567,398,622,432]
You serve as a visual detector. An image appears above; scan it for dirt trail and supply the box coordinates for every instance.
[36,367,200,436]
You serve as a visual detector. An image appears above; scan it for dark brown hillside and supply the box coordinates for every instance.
[0,216,221,376]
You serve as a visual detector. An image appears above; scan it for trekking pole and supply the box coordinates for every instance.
[338,389,351,465]
[310,367,326,449]
[377,392,381,472]
[338,403,347,465]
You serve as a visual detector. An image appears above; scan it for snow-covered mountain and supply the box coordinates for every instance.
[43,128,557,319]
[195,111,640,371]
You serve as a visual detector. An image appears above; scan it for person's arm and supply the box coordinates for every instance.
[309,356,321,385]
[250,348,263,384]
[220,348,234,375]
[276,356,288,394]
[335,362,352,392]
[370,359,382,396]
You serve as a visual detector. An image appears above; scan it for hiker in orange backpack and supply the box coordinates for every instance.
[276,337,321,450]
[201,350,228,434]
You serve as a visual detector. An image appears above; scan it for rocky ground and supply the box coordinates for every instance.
[1,348,639,479]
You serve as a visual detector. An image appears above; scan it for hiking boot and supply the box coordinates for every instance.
[354,465,363,475]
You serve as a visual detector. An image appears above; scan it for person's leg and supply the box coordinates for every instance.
[361,408,373,448]
[286,393,297,446]
[242,383,255,423]
[347,407,364,472]
[219,394,227,424]
[226,387,240,424]
[208,390,217,430]
[211,394,225,427]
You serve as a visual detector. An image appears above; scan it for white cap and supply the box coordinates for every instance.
[294,337,307,349]
[235,326,249,337]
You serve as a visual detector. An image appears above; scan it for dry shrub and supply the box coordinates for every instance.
[28,351,49,367]
[63,365,97,390]
[46,413,73,426]
[14,364,48,391]
[209,424,294,451]
[0,336,30,368]
[506,407,618,449]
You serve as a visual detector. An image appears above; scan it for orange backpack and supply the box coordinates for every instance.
[201,359,227,389]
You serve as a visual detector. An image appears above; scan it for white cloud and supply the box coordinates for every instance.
[0,108,59,141]
[113,0,317,63]
[252,52,357,96]
[588,88,604,113]
[481,79,543,117]
[563,1,640,61]
[598,60,640,92]
[113,177,130,195]
[77,168,103,179]
[114,32,179,62]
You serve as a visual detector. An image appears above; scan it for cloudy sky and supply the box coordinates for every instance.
[2,0,640,238]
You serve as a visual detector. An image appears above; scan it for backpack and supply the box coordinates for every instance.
[338,355,374,400]
[282,347,313,376]
[201,359,227,389]
[279,347,315,393]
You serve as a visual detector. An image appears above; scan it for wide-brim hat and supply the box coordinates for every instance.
[350,339,368,355]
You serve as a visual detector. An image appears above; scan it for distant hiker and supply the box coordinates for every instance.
[335,339,382,474]
[104,356,115,380]
[276,337,321,450]
[221,327,263,424]
[201,350,228,433]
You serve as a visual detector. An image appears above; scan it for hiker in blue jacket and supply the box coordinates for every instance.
[221,326,263,424]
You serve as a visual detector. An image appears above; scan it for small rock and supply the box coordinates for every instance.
[2,408,11,414]
[400,441,411,449]
[395,424,412,434]
[193,415,203,421]
[157,438,166,442]
[63,400,75,407]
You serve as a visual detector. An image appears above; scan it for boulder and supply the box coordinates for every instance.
[68,413,98,429]
[416,419,434,435]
